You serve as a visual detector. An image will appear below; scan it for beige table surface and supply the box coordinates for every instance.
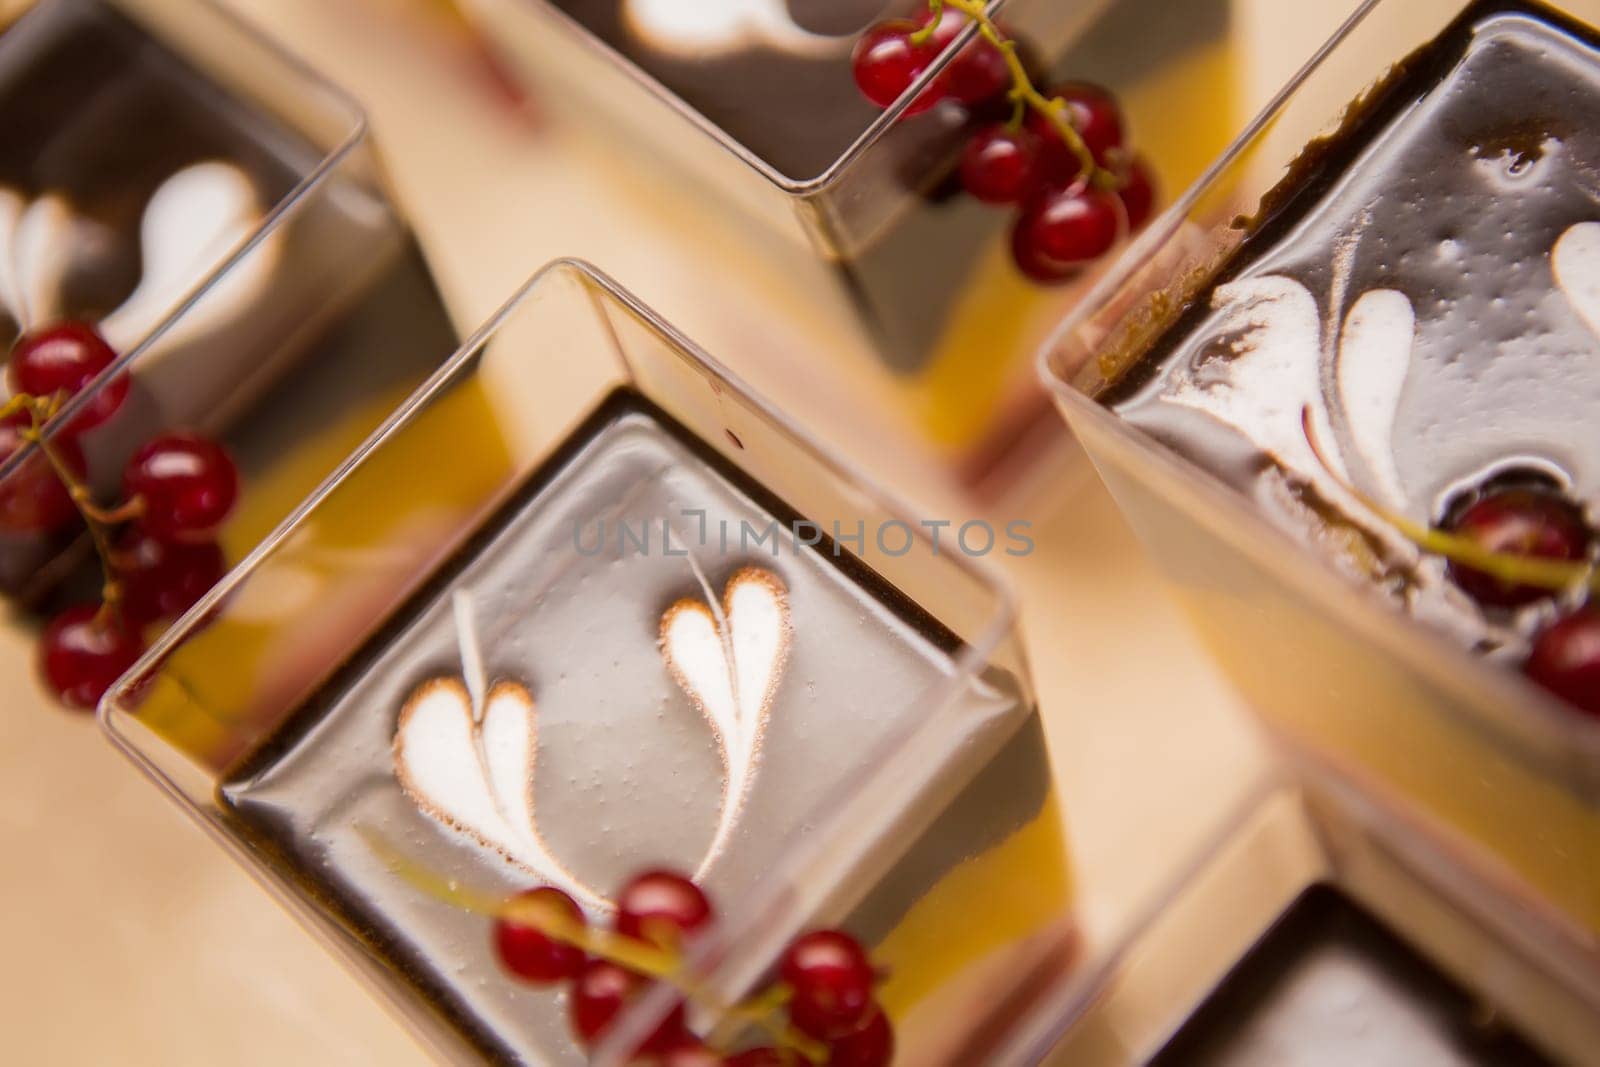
[0,1,1360,1062]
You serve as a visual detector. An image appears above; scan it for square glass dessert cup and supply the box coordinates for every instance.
[1039,784,1598,1065]
[456,0,1248,491]
[1040,0,1600,1019]
[102,261,1074,1065]
[0,0,455,701]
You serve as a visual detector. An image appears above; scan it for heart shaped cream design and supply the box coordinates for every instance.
[0,190,71,330]
[1335,287,1414,512]
[393,676,606,911]
[1554,221,1600,343]
[660,566,791,878]
[390,569,789,896]
[100,161,279,354]
[0,163,275,352]
[1166,273,1420,543]
[623,0,853,58]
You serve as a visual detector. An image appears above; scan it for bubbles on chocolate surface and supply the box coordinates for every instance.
[393,565,792,905]
[1109,6,1600,659]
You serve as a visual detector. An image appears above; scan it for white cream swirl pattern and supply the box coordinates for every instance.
[622,0,856,57]
[1159,221,1600,566]
[393,567,791,904]
[0,162,275,363]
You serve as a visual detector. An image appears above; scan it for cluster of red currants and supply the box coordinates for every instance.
[0,321,239,709]
[493,869,892,1066]
[851,8,1155,283]
[1438,479,1600,718]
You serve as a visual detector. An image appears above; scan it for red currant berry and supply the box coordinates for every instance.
[960,126,1042,205]
[39,603,144,710]
[569,960,686,1053]
[1017,186,1122,266]
[1011,220,1079,284]
[1525,606,1600,719]
[116,532,226,628]
[852,20,943,115]
[918,9,1009,105]
[10,321,127,433]
[1442,486,1588,609]
[1119,156,1158,231]
[781,930,876,1040]
[1028,83,1125,179]
[0,416,84,533]
[825,1007,893,1067]
[725,1049,787,1067]
[124,432,239,540]
[493,887,586,985]
[918,8,960,45]
[948,44,1009,107]
[615,870,714,950]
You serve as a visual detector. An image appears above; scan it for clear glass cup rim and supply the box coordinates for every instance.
[1030,0,1600,763]
[0,0,371,488]
[101,254,1021,753]
[595,774,1305,1066]
[995,773,1306,1065]
[1034,0,1384,387]
[518,0,1009,193]
[99,256,1027,1063]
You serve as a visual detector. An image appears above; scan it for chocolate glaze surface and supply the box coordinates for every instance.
[1152,887,1549,1066]
[1106,0,1600,660]
[220,390,1047,1065]
[0,0,313,338]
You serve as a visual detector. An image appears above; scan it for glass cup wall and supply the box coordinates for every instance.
[1041,0,1600,1020]
[104,261,1069,1064]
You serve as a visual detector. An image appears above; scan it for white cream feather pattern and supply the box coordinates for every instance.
[1335,288,1414,513]
[1166,275,1328,471]
[659,566,791,879]
[393,676,610,911]
[1554,221,1600,341]
[1162,273,1414,527]
[390,567,791,901]
[99,162,278,354]
[1162,218,1600,536]
[0,162,277,364]
[0,191,71,329]
[622,0,855,57]
[394,590,609,910]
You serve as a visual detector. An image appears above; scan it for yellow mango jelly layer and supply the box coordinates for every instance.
[875,791,1074,1041]
[1180,585,1600,937]
[133,379,514,774]
[909,37,1239,460]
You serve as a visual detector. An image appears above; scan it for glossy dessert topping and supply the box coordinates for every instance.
[1105,0,1600,666]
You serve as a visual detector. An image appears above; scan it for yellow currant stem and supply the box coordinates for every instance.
[918,0,1119,191]
[745,1021,828,1063]
[82,497,144,526]
[1300,406,1596,594]
[359,827,677,978]
[1393,515,1595,592]
[728,982,791,1020]
[721,984,829,1064]
[1006,94,1027,132]
[361,828,833,1062]
[11,392,126,616]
